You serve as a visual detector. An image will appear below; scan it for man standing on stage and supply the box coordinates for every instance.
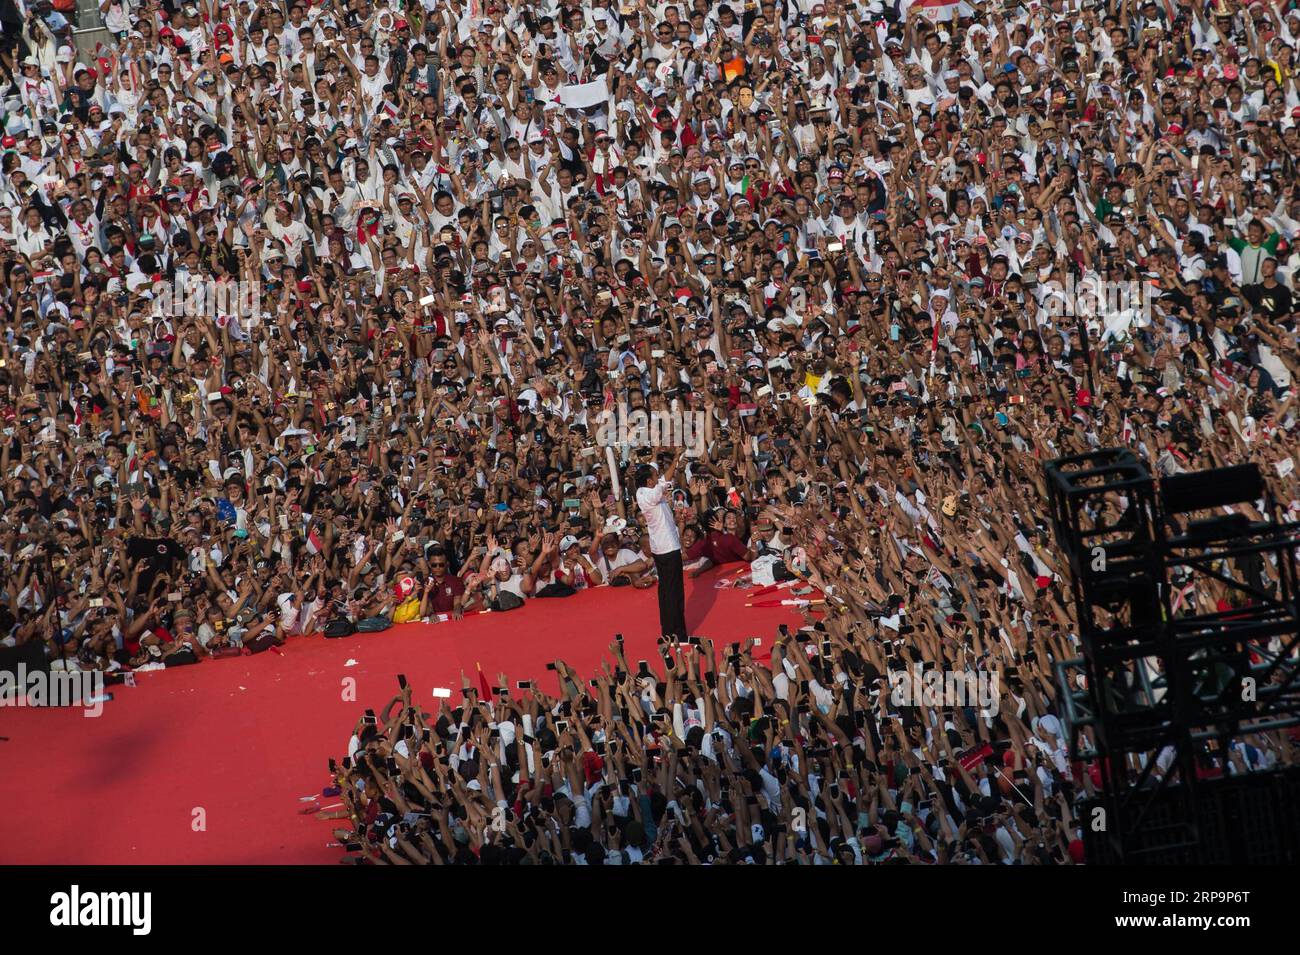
[635,450,688,640]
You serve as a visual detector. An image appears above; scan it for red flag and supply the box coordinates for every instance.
[959,743,994,773]
[476,662,491,699]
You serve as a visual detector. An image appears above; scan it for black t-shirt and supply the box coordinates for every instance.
[169,465,201,489]
[1243,281,1292,322]
[126,535,187,591]
[38,491,76,518]
[62,86,95,123]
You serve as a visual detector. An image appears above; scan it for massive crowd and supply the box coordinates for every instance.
[4,0,1300,863]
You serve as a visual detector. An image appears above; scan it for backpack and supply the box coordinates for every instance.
[490,591,524,612]
[164,647,199,667]
[356,615,392,632]
[323,617,356,638]
[535,582,576,598]
[244,632,279,654]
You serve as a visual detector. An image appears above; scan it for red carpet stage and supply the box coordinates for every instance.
[0,570,798,864]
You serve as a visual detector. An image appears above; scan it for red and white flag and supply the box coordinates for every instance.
[906,0,962,21]
[959,743,994,773]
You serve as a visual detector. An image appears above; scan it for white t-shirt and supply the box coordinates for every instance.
[494,573,527,599]
[265,217,309,266]
[595,547,640,580]
[636,478,680,555]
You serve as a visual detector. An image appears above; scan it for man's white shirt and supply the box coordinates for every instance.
[636,478,680,555]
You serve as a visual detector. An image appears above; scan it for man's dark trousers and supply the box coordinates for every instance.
[653,549,688,639]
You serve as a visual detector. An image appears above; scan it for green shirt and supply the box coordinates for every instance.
[1227,231,1282,284]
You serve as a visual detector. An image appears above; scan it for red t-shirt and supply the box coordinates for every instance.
[704,531,747,565]
[427,574,465,612]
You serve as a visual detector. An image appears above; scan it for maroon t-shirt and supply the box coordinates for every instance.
[427,574,465,612]
[704,531,747,564]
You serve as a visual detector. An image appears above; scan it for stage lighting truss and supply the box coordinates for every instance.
[1162,512,1300,738]
[1044,450,1300,863]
